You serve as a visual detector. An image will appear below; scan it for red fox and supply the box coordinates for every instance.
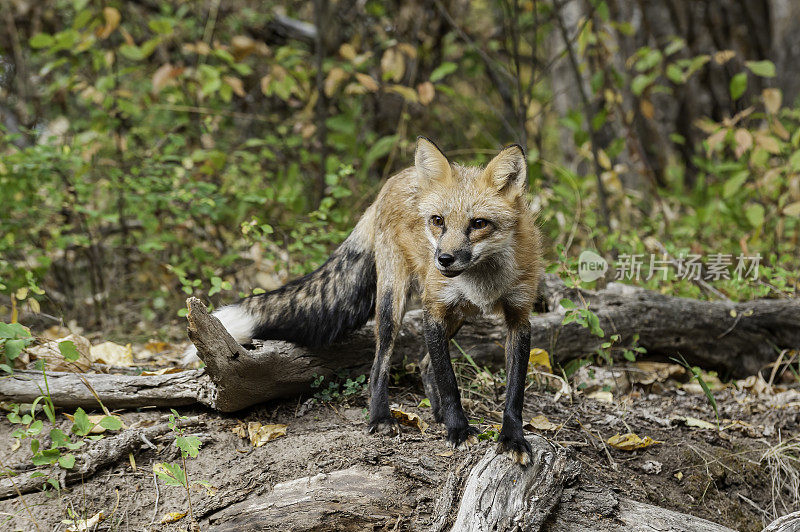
[185,138,542,464]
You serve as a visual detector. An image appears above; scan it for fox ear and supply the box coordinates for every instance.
[485,144,527,193]
[415,137,451,181]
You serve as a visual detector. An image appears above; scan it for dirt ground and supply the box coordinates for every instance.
[1,357,798,531]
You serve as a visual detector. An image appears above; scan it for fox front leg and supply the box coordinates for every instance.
[496,315,533,466]
[422,311,478,449]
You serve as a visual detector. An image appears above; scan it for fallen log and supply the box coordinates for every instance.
[1,276,797,411]
[0,416,203,499]
[202,436,743,531]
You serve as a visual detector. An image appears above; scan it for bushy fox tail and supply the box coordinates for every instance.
[182,212,377,364]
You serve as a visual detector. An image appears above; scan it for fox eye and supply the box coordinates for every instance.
[470,218,489,230]
[430,215,444,227]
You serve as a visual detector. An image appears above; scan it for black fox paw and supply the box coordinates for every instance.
[496,434,533,466]
[446,425,479,450]
[368,416,400,436]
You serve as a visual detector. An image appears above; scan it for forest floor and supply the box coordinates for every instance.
[0,335,798,531]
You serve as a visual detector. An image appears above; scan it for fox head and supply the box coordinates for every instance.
[415,137,529,278]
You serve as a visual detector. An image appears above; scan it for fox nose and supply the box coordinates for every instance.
[438,253,456,267]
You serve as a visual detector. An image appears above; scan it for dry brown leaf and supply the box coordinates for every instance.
[144,340,170,353]
[96,7,120,39]
[223,75,246,97]
[771,117,790,140]
[90,341,133,366]
[152,64,175,93]
[354,73,379,92]
[782,201,800,217]
[66,511,105,532]
[247,422,287,447]
[713,50,736,64]
[524,415,561,432]
[639,99,655,119]
[734,128,753,159]
[763,88,782,114]
[606,432,662,451]
[631,362,685,385]
[396,42,418,58]
[391,408,428,433]
[160,511,187,524]
[339,43,357,60]
[417,81,435,105]
[528,348,551,372]
[324,67,348,97]
[381,48,405,82]
[755,132,781,154]
[737,373,771,395]
[28,334,92,371]
[672,416,716,430]
[587,390,614,403]
[231,421,247,438]
[231,35,256,59]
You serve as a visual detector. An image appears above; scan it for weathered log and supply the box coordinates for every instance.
[0,368,212,409]
[201,437,743,532]
[0,416,203,499]
[206,465,407,531]
[435,434,581,531]
[1,276,797,411]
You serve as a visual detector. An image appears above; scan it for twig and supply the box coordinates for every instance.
[150,470,160,529]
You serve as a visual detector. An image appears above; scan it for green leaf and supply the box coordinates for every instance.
[42,402,55,424]
[30,33,55,49]
[31,448,60,466]
[99,416,123,431]
[4,339,25,360]
[175,435,202,458]
[429,62,457,83]
[363,135,398,169]
[154,462,187,487]
[631,74,654,96]
[745,204,765,228]
[58,453,76,469]
[50,428,70,448]
[58,340,81,362]
[71,407,92,436]
[745,60,776,78]
[0,322,30,339]
[119,44,145,61]
[729,72,747,101]
[28,420,44,436]
[559,298,575,309]
[723,171,748,199]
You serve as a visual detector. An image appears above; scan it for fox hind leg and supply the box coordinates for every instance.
[367,273,408,436]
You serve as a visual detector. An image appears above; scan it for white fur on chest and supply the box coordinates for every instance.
[439,263,518,314]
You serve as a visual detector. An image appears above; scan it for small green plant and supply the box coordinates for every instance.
[673,355,720,426]
[153,410,209,526]
[310,371,367,403]
[0,322,34,373]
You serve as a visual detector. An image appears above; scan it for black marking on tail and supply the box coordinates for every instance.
[242,247,377,347]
